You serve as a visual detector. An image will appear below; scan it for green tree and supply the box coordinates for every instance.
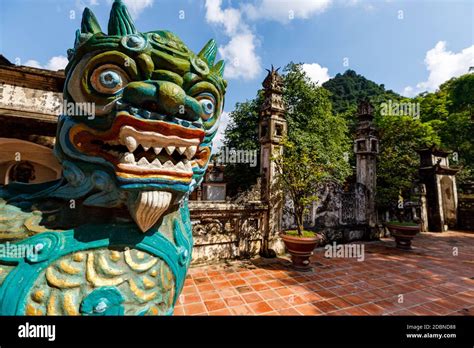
[283,63,351,182]
[275,63,351,235]
[274,138,331,236]
[223,63,352,197]
[222,93,263,196]
[375,114,440,208]
[322,69,400,115]
[446,73,474,114]
[416,73,474,182]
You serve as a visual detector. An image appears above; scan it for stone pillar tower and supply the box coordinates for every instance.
[354,100,378,227]
[259,66,287,256]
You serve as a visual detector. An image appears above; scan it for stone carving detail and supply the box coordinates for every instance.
[193,218,233,235]
[189,202,267,263]
[233,178,262,203]
[341,191,356,224]
[261,66,285,112]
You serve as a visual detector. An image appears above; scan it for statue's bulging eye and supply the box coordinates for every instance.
[99,71,121,89]
[90,64,128,95]
[201,99,214,115]
[196,93,216,120]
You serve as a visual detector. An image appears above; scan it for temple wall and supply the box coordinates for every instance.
[189,201,273,264]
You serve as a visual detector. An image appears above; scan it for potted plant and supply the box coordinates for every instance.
[274,139,330,271]
[384,221,420,250]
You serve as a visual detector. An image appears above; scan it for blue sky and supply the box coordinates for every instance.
[0,0,473,146]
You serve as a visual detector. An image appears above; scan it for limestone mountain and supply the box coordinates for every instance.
[322,69,401,115]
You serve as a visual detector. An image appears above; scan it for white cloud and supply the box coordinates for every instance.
[102,0,153,19]
[205,0,262,80]
[24,55,68,71]
[302,63,331,85]
[204,0,342,80]
[344,0,375,11]
[75,0,100,11]
[205,0,242,36]
[45,56,69,71]
[219,33,262,80]
[205,0,382,81]
[23,60,42,69]
[213,111,230,151]
[402,86,414,96]
[403,41,474,97]
[121,0,153,19]
[243,0,332,23]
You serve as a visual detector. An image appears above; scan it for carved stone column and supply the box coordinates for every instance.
[354,101,379,227]
[259,66,286,256]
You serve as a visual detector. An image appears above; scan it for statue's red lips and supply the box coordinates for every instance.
[69,112,210,180]
[75,113,206,142]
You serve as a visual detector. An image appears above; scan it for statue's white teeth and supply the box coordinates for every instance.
[165,146,175,156]
[123,152,135,164]
[137,157,149,166]
[119,157,193,172]
[116,126,202,173]
[184,146,197,160]
[163,160,174,169]
[176,161,186,171]
[151,158,162,168]
[125,136,138,152]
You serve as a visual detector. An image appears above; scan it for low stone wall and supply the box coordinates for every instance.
[189,201,268,264]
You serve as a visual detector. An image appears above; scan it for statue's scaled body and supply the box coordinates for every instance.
[0,0,226,315]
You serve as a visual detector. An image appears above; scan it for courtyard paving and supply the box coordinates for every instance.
[174,231,474,316]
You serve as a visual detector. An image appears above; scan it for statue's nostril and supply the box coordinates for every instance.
[142,101,160,113]
[122,81,158,108]
[122,81,203,122]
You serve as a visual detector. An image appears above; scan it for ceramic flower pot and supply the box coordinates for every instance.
[280,232,320,271]
[384,223,420,250]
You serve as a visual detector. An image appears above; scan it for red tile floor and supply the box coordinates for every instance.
[174,231,474,315]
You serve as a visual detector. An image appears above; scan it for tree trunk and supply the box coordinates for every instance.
[295,206,304,237]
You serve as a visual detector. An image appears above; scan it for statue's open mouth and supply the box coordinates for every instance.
[114,124,198,173]
[69,110,211,182]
